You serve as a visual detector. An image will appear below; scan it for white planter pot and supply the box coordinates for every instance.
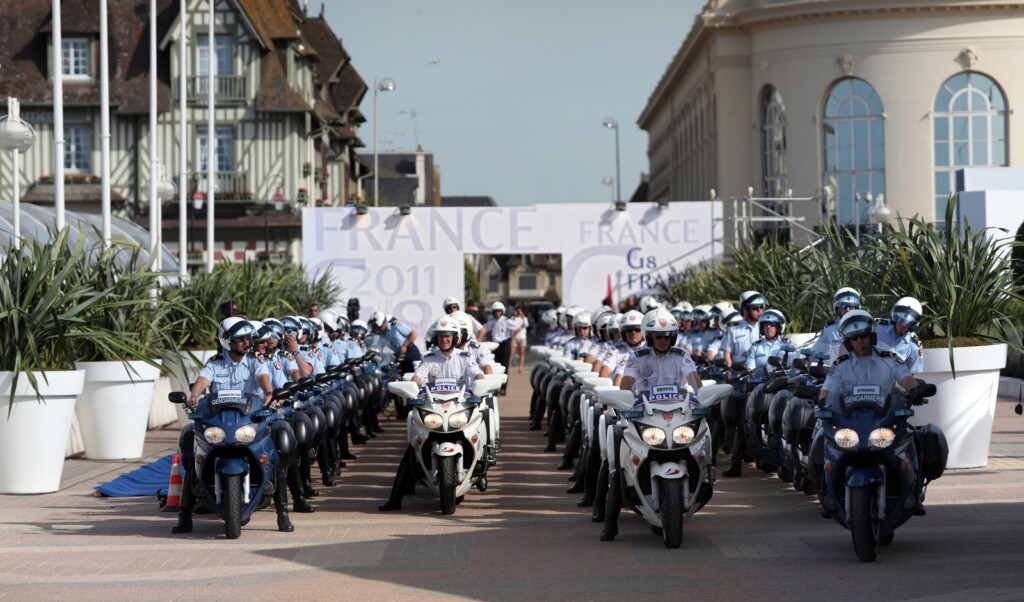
[910,343,1007,469]
[148,375,177,429]
[165,349,216,425]
[74,360,162,460]
[0,370,85,494]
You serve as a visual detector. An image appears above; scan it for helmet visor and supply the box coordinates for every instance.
[840,317,874,341]
[892,306,921,328]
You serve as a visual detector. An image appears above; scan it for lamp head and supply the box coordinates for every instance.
[377,77,396,93]
[354,203,368,216]
[614,200,627,212]
[602,117,618,129]
[657,199,669,210]
[398,205,411,216]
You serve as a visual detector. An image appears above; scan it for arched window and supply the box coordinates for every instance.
[933,71,1007,224]
[761,86,787,198]
[822,78,886,226]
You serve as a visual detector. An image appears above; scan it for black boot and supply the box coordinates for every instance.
[171,466,195,534]
[287,465,315,513]
[274,472,294,532]
[379,446,415,511]
[317,443,337,487]
[592,460,609,522]
[558,423,581,469]
[722,429,745,477]
[599,469,623,541]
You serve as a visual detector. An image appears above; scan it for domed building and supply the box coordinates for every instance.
[639,0,1024,242]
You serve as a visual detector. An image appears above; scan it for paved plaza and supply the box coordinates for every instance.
[2,359,1024,601]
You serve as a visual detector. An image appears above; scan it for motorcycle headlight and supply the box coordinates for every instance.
[869,427,896,448]
[641,427,667,446]
[235,424,257,445]
[672,425,696,445]
[421,411,444,430]
[203,426,226,445]
[449,409,470,430]
[834,428,859,449]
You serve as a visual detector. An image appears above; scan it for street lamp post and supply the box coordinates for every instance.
[0,97,37,249]
[601,176,614,202]
[868,193,893,234]
[373,77,396,207]
[603,117,621,204]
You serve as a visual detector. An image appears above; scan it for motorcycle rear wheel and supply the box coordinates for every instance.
[849,486,880,562]
[224,473,243,540]
[660,478,684,549]
[439,456,458,515]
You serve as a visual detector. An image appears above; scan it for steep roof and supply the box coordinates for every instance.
[0,0,176,112]
[255,51,310,113]
[300,15,348,84]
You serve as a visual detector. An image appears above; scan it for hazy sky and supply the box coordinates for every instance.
[322,1,706,206]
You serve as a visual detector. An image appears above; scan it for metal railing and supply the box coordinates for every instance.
[187,75,248,105]
[185,171,250,202]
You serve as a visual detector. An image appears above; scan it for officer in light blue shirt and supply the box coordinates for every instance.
[811,287,861,362]
[744,309,793,379]
[875,296,924,373]
[721,291,768,366]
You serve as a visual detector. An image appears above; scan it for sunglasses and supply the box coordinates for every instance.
[838,304,859,311]
[652,333,674,340]
[847,332,871,341]
[747,306,766,312]
[445,305,459,311]
[621,327,642,335]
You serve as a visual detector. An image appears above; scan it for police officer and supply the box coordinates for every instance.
[876,297,924,373]
[601,307,702,541]
[812,287,862,361]
[723,309,790,477]
[481,301,523,394]
[444,296,484,341]
[378,316,484,511]
[174,318,296,533]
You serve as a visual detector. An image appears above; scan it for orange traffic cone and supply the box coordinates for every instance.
[163,454,182,512]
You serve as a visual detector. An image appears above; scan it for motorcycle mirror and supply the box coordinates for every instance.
[168,391,188,404]
[387,380,420,399]
[791,358,808,371]
[730,361,746,372]
[713,358,727,368]
[794,384,817,399]
[809,364,829,379]
[768,356,783,368]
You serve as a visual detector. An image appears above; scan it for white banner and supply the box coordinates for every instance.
[302,202,722,347]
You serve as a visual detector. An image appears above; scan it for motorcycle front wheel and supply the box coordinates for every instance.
[439,456,458,515]
[849,486,880,562]
[660,478,684,549]
[224,473,243,540]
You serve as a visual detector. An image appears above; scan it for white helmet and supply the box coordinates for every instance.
[620,310,645,335]
[739,290,768,311]
[320,308,340,332]
[491,301,506,314]
[368,310,389,331]
[714,301,735,317]
[641,308,679,347]
[595,312,615,339]
[218,317,255,351]
[891,297,923,330]
[350,319,369,338]
[262,318,285,341]
[639,295,662,313]
[758,308,786,336]
[442,296,461,312]
[574,311,592,333]
[833,287,861,316]
[608,312,625,334]
[449,311,474,346]
[431,315,461,349]
[541,308,558,327]
[838,309,876,349]
[250,320,272,343]
[691,304,712,324]
[719,310,742,333]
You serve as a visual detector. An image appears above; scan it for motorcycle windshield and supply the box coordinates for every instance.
[206,389,255,415]
[839,385,889,414]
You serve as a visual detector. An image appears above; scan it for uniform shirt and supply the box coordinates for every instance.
[612,343,646,379]
[599,342,624,373]
[302,346,327,377]
[414,348,483,384]
[482,315,521,343]
[544,327,567,347]
[720,319,759,363]
[264,350,290,389]
[377,321,413,354]
[563,335,598,360]
[876,321,923,373]
[464,313,485,339]
[198,352,271,401]
[699,330,723,356]
[467,341,494,369]
[821,348,912,411]
[811,321,843,362]
[622,347,697,394]
[686,328,704,354]
[744,337,792,379]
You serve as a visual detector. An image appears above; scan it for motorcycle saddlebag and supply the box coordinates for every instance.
[914,424,948,481]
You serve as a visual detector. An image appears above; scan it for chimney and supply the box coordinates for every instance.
[415,144,426,206]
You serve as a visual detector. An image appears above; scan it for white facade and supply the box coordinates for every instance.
[640,0,1024,242]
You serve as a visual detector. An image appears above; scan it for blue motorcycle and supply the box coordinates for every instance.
[169,388,286,539]
[813,381,945,562]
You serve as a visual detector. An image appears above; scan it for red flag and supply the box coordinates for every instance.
[606,274,613,308]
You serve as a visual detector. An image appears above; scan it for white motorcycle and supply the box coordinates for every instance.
[598,383,733,548]
[388,375,505,514]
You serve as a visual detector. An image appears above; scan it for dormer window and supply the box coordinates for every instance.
[62,38,91,80]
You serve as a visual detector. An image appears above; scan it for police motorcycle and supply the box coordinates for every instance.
[775,349,832,493]
[387,375,503,515]
[169,385,295,539]
[740,341,799,476]
[597,383,733,548]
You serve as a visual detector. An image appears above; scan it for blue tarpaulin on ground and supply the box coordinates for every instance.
[94,455,174,497]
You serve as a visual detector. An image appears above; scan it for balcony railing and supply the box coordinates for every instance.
[186,171,251,203]
[187,75,248,105]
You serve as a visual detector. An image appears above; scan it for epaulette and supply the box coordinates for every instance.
[669,347,683,355]
[910,332,921,345]
[323,342,333,349]
[877,349,900,361]
[425,350,438,357]
[875,317,891,325]
[283,351,294,360]
[636,348,651,357]
[826,320,836,326]
[832,354,848,366]
[459,351,471,357]
[468,341,479,349]
[209,354,224,362]
[255,353,266,364]
[713,334,723,341]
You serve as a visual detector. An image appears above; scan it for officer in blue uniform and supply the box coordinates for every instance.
[876,297,924,373]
